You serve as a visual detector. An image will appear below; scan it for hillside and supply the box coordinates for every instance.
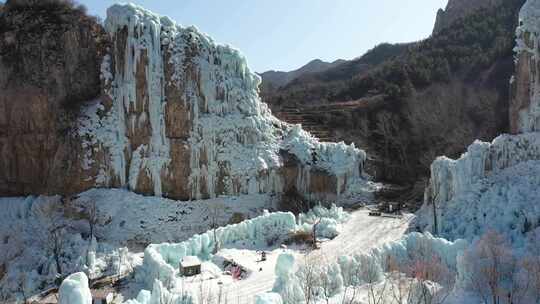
[263,0,523,201]
[258,59,346,96]
[433,0,504,34]
[264,43,409,108]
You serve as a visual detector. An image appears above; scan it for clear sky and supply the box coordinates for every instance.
[83,1,448,73]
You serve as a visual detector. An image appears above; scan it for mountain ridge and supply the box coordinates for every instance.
[259,58,346,95]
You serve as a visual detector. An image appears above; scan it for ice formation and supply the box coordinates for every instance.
[424,133,540,208]
[297,204,350,238]
[77,3,366,201]
[420,159,540,244]
[58,272,92,304]
[273,253,304,304]
[513,0,540,133]
[419,132,540,240]
[273,233,467,304]
[255,293,283,304]
[273,253,296,292]
[123,280,191,304]
[0,189,273,302]
[138,211,296,288]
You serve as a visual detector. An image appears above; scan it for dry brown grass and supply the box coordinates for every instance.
[284,230,314,246]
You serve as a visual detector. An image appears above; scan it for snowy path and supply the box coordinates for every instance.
[215,209,413,304]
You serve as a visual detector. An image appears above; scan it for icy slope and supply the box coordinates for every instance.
[78,3,366,201]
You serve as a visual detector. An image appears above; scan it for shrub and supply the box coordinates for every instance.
[279,187,310,215]
[284,230,314,246]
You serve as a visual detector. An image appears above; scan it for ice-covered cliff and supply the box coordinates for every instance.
[511,0,540,133]
[78,4,366,201]
[418,0,540,241]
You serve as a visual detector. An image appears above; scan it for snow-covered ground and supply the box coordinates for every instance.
[74,189,277,247]
[0,189,277,302]
[111,208,413,304]
[230,210,413,304]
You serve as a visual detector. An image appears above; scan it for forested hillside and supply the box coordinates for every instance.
[263,0,524,201]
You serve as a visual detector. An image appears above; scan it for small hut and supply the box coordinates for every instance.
[180,256,201,276]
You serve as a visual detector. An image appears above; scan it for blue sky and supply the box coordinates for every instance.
[83,1,448,73]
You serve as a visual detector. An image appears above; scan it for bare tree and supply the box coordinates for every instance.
[374,111,411,179]
[17,273,28,304]
[206,203,225,254]
[85,200,98,242]
[48,225,66,275]
[296,254,323,304]
[517,231,540,303]
[340,263,360,304]
[317,256,342,304]
[383,245,454,304]
[462,230,517,304]
[312,218,321,250]
[367,274,389,304]
[362,255,390,304]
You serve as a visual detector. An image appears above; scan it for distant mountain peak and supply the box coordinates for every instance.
[259,58,345,92]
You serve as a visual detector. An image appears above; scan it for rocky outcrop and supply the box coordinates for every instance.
[433,0,503,34]
[0,0,108,196]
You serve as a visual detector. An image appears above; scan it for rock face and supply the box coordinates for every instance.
[0,0,107,196]
[77,4,365,201]
[433,0,503,34]
[510,0,540,133]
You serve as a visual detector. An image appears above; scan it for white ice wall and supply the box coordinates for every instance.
[515,0,540,133]
[421,133,540,237]
[273,233,467,304]
[138,211,296,288]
